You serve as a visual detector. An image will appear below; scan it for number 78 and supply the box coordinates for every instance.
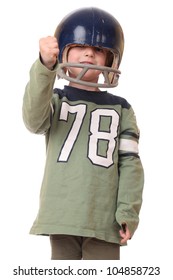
[57,102,119,168]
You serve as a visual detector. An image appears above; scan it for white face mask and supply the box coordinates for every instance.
[56,62,121,88]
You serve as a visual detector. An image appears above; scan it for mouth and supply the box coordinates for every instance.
[80,61,94,65]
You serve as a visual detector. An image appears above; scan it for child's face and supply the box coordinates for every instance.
[67,45,108,82]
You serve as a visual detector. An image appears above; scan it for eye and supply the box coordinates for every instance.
[95,47,103,52]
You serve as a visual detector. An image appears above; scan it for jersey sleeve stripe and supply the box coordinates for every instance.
[120,131,139,140]
[119,139,139,153]
[119,152,140,158]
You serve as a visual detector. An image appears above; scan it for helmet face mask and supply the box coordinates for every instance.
[55,7,124,88]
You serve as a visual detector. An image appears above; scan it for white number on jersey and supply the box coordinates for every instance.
[57,102,119,168]
[88,109,119,167]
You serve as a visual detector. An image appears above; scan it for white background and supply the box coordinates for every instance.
[1,0,172,278]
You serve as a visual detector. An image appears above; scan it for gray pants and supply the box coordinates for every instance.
[50,234,120,260]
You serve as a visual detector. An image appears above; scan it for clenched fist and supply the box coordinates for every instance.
[39,36,59,70]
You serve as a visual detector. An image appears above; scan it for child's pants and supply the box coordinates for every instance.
[50,234,120,260]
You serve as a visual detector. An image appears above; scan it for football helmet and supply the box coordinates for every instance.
[54,7,124,87]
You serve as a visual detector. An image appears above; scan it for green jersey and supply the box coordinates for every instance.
[23,59,144,244]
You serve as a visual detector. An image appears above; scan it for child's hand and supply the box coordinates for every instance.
[39,36,59,70]
[119,223,131,244]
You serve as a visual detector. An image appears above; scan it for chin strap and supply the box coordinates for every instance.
[56,63,121,88]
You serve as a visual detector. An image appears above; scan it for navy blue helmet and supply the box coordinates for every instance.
[54,7,124,87]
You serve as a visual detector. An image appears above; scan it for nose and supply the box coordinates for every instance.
[84,47,95,57]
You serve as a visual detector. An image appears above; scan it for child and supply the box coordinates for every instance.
[22,7,144,260]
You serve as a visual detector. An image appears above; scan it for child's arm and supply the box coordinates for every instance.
[116,106,144,241]
[22,37,59,134]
